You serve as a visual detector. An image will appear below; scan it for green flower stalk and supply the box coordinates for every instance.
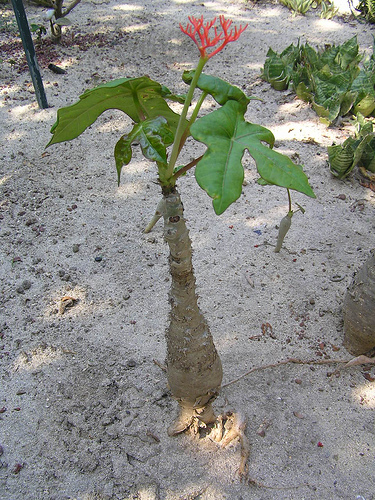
[166,16,248,185]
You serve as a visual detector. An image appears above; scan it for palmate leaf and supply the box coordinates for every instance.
[47,76,182,147]
[182,71,251,108]
[191,101,315,215]
[160,85,186,104]
[114,116,174,185]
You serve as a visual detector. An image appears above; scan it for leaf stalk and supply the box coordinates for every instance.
[165,56,207,181]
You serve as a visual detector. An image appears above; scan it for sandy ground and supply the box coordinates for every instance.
[1,0,375,499]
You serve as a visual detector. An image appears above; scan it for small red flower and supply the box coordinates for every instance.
[317,441,324,448]
[180,15,248,59]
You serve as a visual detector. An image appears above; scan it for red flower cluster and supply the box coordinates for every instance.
[180,15,248,59]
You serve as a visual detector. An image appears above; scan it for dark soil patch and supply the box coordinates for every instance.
[0,29,127,72]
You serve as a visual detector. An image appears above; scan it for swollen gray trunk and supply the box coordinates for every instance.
[163,188,223,435]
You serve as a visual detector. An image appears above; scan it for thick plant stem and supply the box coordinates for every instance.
[163,188,223,435]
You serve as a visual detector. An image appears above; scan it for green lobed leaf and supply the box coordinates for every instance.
[257,177,272,186]
[114,137,133,184]
[54,17,72,26]
[48,76,182,147]
[182,71,250,108]
[114,116,174,185]
[160,85,186,104]
[191,101,315,215]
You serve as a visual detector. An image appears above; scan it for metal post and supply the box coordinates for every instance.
[11,0,49,109]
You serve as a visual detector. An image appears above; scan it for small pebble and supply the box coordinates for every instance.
[72,244,80,253]
[101,417,113,427]
[12,463,23,474]
[293,411,304,419]
[94,256,102,262]
[22,280,31,290]
[25,218,37,227]
[127,359,137,368]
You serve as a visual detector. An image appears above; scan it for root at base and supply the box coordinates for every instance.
[169,407,250,481]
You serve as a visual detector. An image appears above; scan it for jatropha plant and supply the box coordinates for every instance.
[44,0,82,41]
[48,16,315,437]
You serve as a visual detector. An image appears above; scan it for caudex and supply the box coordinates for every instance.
[47,16,315,438]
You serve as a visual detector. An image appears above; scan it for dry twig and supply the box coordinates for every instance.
[153,358,167,372]
[222,355,375,388]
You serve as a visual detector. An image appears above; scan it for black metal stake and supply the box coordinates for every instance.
[11,0,49,109]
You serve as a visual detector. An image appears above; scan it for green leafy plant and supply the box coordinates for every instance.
[42,0,81,41]
[0,6,18,33]
[47,16,315,437]
[262,42,302,91]
[349,0,375,22]
[279,0,314,15]
[263,36,375,125]
[319,0,339,19]
[30,22,47,40]
[279,0,338,18]
[328,113,375,178]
